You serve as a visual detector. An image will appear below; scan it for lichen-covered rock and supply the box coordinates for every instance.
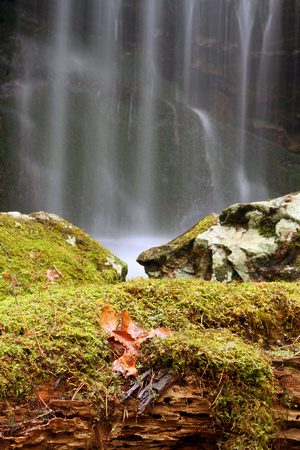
[137,214,219,278]
[138,192,300,282]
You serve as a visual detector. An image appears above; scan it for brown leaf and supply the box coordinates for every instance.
[99,305,120,334]
[109,330,140,355]
[121,310,148,339]
[45,269,59,282]
[3,269,9,280]
[152,327,173,338]
[112,352,137,378]
[107,337,126,357]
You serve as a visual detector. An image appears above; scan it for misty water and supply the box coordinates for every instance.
[10,0,300,277]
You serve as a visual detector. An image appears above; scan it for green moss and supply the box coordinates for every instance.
[141,329,273,449]
[158,214,219,255]
[1,238,300,448]
[0,213,127,300]
[258,217,277,237]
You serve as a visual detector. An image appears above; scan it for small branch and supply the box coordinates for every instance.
[15,299,30,333]
[34,250,42,261]
[0,241,10,256]
[15,299,45,358]
[200,363,209,380]
[71,381,85,401]
[105,388,108,417]
[33,332,45,358]
[53,265,69,285]
[218,367,225,385]
[94,425,105,450]
[211,386,223,407]
[36,392,51,411]
[247,352,259,369]
[21,326,38,337]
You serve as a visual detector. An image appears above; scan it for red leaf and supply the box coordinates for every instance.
[99,305,119,334]
[112,352,137,378]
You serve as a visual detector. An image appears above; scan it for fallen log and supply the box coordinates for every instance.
[1,359,300,449]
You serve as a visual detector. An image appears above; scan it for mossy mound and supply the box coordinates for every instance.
[0,211,127,300]
[1,268,300,448]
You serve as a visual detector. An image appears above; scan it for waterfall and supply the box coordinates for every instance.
[256,0,282,124]
[46,0,72,214]
[235,0,258,202]
[8,0,300,276]
[183,0,195,102]
[84,0,122,232]
[192,108,219,199]
[253,0,282,200]
[135,0,160,231]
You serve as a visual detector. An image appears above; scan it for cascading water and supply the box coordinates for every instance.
[192,108,223,210]
[182,0,195,102]
[253,0,282,200]
[135,0,160,230]
[82,0,122,232]
[8,0,300,277]
[255,0,282,123]
[46,0,72,214]
[235,0,258,202]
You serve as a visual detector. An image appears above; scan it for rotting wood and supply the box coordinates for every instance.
[1,361,300,449]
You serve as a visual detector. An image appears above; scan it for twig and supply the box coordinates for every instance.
[15,298,30,333]
[15,298,45,358]
[53,265,69,285]
[105,388,108,417]
[94,425,105,450]
[291,334,300,347]
[218,367,225,385]
[123,406,129,422]
[33,332,45,358]
[35,410,55,420]
[71,381,85,401]
[200,363,209,380]
[247,352,259,369]
[36,392,51,411]
[30,274,37,288]
[211,386,223,407]
[34,250,42,261]
[21,326,38,337]
[41,281,51,290]
[0,241,10,256]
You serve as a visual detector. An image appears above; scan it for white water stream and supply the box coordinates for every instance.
[235,0,258,202]
[12,1,297,274]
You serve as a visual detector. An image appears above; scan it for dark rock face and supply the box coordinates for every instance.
[137,193,300,282]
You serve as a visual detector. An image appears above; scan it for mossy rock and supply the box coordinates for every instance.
[0,211,127,300]
[137,214,219,278]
